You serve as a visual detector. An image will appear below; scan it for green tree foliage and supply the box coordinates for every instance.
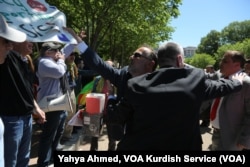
[216,38,250,61]
[184,57,192,65]
[46,0,182,66]
[241,38,250,58]
[196,30,221,56]
[196,20,250,69]
[186,53,216,69]
[221,20,250,45]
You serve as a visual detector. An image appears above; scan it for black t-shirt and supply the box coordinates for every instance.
[0,51,34,116]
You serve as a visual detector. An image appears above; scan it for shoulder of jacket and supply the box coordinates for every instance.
[243,75,250,84]
[8,50,21,59]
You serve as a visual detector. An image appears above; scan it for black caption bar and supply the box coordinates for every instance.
[54,151,250,166]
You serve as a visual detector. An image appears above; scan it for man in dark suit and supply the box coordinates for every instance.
[114,42,245,150]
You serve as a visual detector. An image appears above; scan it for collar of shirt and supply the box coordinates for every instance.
[228,70,243,79]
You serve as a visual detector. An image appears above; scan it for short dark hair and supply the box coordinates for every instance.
[148,51,158,71]
[224,50,246,68]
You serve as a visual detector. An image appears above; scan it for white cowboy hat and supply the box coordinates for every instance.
[0,14,26,42]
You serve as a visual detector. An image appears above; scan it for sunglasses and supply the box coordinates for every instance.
[133,52,152,60]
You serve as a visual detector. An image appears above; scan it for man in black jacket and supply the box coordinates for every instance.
[65,28,158,150]
[114,42,245,150]
[66,28,157,102]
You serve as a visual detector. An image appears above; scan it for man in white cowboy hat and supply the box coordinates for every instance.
[0,14,46,167]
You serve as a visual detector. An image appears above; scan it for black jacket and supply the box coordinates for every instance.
[81,48,131,101]
[116,67,242,150]
[0,51,34,116]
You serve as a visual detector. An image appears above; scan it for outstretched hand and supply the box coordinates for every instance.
[63,27,86,43]
[232,72,246,84]
[79,29,87,39]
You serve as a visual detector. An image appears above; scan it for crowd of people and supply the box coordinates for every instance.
[1,10,250,167]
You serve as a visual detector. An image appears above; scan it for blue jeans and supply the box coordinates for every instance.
[0,118,4,167]
[1,115,32,167]
[37,110,66,167]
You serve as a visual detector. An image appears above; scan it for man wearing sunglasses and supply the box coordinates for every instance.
[63,28,157,149]
[36,42,68,166]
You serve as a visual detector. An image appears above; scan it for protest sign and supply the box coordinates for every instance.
[0,0,77,44]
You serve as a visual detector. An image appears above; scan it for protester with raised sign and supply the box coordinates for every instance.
[0,14,46,167]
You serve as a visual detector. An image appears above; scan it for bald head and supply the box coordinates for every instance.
[157,42,184,68]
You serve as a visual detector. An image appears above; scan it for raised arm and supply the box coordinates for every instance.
[63,28,124,87]
[204,73,245,100]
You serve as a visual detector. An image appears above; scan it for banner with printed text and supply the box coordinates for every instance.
[0,0,77,44]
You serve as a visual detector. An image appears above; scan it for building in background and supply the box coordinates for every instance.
[184,46,197,58]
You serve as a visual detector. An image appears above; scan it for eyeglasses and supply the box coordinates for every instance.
[133,52,152,60]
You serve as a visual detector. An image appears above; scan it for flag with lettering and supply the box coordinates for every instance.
[0,0,76,44]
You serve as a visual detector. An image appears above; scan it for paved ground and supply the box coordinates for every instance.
[28,123,213,166]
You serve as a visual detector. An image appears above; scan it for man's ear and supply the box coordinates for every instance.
[176,55,184,67]
[145,60,155,71]
[150,60,155,69]
[234,61,241,68]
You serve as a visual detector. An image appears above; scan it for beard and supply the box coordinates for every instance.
[128,64,139,77]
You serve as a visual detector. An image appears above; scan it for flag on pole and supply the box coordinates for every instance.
[77,80,94,106]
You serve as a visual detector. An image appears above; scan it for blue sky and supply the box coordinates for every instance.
[167,0,250,47]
